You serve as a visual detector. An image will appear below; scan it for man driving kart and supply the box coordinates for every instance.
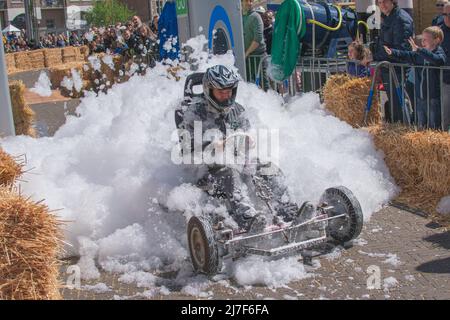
[175,65,313,233]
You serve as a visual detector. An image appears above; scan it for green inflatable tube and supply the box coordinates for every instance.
[269,0,306,82]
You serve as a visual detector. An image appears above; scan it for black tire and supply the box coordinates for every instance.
[320,186,364,244]
[187,216,220,275]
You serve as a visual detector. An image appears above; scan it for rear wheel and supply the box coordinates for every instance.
[187,216,220,275]
[320,186,364,244]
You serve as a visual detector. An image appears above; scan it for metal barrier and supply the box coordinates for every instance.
[247,55,297,98]
[372,61,450,132]
[247,54,450,132]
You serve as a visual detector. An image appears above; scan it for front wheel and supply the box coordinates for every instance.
[320,186,364,244]
[187,216,220,275]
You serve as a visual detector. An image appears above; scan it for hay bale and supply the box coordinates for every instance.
[5,53,18,74]
[366,124,450,216]
[44,48,63,67]
[8,81,36,137]
[27,50,46,69]
[62,47,78,63]
[49,67,72,89]
[0,187,62,300]
[14,52,32,71]
[323,74,381,127]
[48,62,84,89]
[167,65,186,82]
[0,149,23,186]
[62,55,77,63]
[81,63,94,81]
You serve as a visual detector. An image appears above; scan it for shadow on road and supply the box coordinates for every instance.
[416,257,450,274]
[423,232,450,250]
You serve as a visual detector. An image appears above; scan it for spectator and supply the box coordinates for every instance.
[440,3,450,130]
[126,21,134,33]
[122,29,138,57]
[103,28,116,51]
[132,15,143,31]
[242,0,268,91]
[56,34,66,47]
[372,0,414,123]
[69,31,80,46]
[432,0,449,27]
[37,36,45,49]
[347,41,372,77]
[384,27,447,129]
[135,25,152,54]
[150,15,159,35]
[257,8,274,55]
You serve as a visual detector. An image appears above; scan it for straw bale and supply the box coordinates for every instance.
[5,53,18,74]
[14,52,32,71]
[48,62,84,89]
[366,124,450,217]
[62,47,77,59]
[100,60,116,86]
[323,74,381,127]
[44,48,63,67]
[8,81,36,137]
[167,65,186,82]
[0,149,23,186]
[0,187,62,300]
[62,55,77,63]
[27,50,46,69]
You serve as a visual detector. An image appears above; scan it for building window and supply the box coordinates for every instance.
[46,19,55,29]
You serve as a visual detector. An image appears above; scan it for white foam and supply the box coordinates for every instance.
[233,256,312,288]
[82,283,112,293]
[30,72,52,97]
[437,196,450,215]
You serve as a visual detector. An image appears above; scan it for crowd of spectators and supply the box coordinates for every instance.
[2,14,160,62]
[84,15,159,61]
[346,0,450,130]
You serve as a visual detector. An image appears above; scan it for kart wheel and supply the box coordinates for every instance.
[187,216,220,275]
[320,186,363,244]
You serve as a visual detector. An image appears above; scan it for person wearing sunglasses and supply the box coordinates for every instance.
[432,0,449,27]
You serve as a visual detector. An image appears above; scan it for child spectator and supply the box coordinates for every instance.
[347,41,372,77]
[384,27,447,129]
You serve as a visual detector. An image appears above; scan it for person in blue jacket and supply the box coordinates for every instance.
[372,0,414,124]
[384,27,447,130]
[441,3,450,84]
[440,3,450,130]
[432,0,448,27]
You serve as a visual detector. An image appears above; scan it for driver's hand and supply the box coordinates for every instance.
[247,136,256,149]
[212,139,225,151]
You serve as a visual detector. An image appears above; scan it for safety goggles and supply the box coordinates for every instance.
[436,3,445,7]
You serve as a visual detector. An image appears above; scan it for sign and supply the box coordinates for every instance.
[176,0,188,16]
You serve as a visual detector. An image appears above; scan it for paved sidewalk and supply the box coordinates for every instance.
[61,205,450,300]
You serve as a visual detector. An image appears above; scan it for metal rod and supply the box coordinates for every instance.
[427,68,430,128]
[389,66,394,123]
[0,38,15,136]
